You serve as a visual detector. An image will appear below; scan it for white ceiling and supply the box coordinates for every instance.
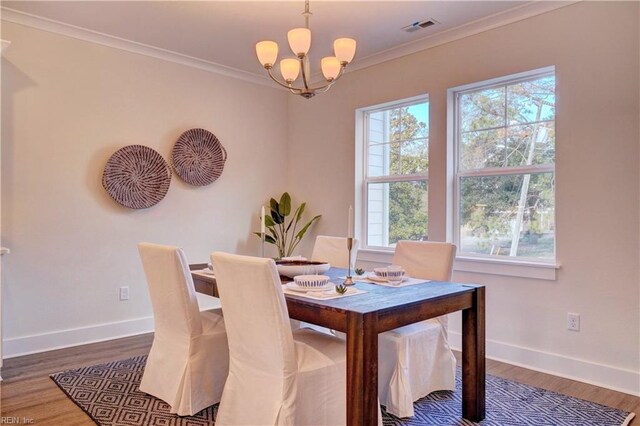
[1,1,567,78]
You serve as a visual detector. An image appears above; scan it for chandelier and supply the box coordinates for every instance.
[255,0,357,99]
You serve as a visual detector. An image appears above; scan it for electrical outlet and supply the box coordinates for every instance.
[567,313,580,331]
[119,286,130,301]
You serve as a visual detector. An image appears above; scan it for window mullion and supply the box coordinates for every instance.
[366,174,429,184]
[458,164,554,178]
[459,119,554,136]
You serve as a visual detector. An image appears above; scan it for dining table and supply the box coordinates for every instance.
[190,264,485,426]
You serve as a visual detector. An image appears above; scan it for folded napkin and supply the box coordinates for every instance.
[281,255,308,261]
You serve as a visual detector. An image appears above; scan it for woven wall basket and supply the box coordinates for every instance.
[172,128,227,186]
[102,145,172,209]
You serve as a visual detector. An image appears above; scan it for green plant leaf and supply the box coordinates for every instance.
[270,198,279,213]
[270,198,284,224]
[296,202,306,221]
[286,204,302,233]
[295,214,321,240]
[265,215,276,227]
[271,211,283,225]
[259,192,321,259]
[279,192,291,217]
[253,232,276,245]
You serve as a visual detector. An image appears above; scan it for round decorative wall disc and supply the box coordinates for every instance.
[102,145,172,209]
[172,128,227,186]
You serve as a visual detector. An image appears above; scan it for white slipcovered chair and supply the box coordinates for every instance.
[311,235,359,269]
[212,251,377,425]
[138,243,229,416]
[378,240,458,418]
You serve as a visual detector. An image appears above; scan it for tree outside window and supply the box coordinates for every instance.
[363,98,429,248]
[454,70,556,261]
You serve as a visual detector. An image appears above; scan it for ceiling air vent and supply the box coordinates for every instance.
[402,19,438,33]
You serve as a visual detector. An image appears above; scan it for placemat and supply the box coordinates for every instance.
[283,287,367,300]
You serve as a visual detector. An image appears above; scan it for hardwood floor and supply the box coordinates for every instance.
[1,333,638,425]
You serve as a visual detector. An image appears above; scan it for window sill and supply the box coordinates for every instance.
[455,256,559,280]
[357,248,394,264]
[357,249,559,280]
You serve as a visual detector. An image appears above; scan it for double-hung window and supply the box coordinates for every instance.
[452,68,556,263]
[360,96,429,249]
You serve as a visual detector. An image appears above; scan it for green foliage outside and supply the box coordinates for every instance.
[386,107,429,245]
[458,76,556,258]
[382,75,555,258]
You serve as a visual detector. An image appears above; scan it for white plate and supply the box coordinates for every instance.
[366,274,410,283]
[285,282,334,292]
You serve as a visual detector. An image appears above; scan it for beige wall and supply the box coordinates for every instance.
[1,21,288,352]
[288,2,639,393]
[1,1,638,395]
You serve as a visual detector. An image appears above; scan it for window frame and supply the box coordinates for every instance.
[357,94,430,252]
[450,66,557,267]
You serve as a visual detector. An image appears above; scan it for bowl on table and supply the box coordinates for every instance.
[293,274,331,289]
[276,260,330,278]
[386,265,405,284]
[373,265,405,284]
[373,267,392,278]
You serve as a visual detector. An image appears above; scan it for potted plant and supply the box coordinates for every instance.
[256,192,321,259]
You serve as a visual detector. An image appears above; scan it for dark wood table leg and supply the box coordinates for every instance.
[462,286,486,421]
[346,311,379,426]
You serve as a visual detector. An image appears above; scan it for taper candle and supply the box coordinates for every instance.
[348,205,353,238]
[261,206,266,234]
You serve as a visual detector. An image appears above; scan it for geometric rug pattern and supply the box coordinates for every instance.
[51,355,635,426]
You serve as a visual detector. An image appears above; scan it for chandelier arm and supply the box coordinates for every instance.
[315,82,337,94]
[305,65,347,92]
[265,67,303,93]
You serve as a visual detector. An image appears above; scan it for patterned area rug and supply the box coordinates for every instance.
[50,355,635,426]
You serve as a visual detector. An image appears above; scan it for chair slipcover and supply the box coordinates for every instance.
[311,235,359,269]
[138,243,229,416]
[378,240,458,418]
[212,252,379,426]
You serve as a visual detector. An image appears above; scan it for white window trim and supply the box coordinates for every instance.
[446,66,559,279]
[355,94,429,252]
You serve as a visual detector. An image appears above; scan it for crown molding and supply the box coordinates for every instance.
[0,7,273,88]
[2,2,579,87]
[347,1,580,74]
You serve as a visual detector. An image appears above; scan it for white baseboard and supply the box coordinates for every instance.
[2,316,154,359]
[449,331,640,397]
[4,317,638,398]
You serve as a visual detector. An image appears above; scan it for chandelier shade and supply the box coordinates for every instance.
[256,41,278,67]
[334,38,357,64]
[254,0,356,99]
[280,58,301,82]
[321,57,341,81]
[287,28,311,57]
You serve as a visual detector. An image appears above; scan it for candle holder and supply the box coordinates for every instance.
[343,237,354,286]
[261,232,266,258]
